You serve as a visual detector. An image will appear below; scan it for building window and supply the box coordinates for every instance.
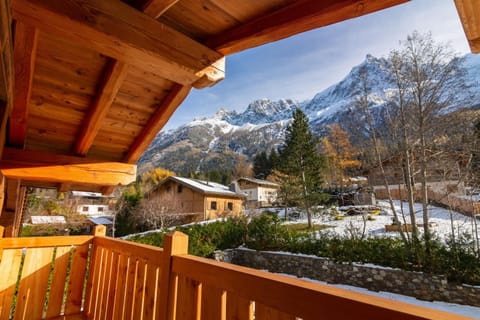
[178,185,183,193]
[98,207,104,212]
[210,201,217,210]
[227,202,233,211]
[82,206,89,212]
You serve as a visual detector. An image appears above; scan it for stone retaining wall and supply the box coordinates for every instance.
[214,248,480,307]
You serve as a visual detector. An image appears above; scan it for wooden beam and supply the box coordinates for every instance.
[454,0,480,53]
[207,0,410,55]
[0,100,7,160]
[9,21,38,147]
[140,0,180,19]
[0,148,136,186]
[1,160,136,186]
[74,60,129,155]
[12,0,225,87]
[0,0,14,117]
[0,173,5,215]
[124,84,191,163]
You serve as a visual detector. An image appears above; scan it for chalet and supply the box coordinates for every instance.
[66,191,115,217]
[150,176,245,220]
[0,0,477,319]
[235,177,279,208]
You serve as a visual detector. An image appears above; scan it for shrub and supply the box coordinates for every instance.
[128,213,480,285]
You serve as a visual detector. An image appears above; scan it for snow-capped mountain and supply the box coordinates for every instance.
[138,54,480,174]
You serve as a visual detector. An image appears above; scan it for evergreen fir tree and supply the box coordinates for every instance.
[279,109,324,228]
[253,151,270,179]
[268,149,280,172]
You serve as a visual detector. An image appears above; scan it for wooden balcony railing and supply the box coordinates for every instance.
[0,225,474,320]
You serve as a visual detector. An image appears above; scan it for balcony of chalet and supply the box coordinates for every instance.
[0,225,472,320]
[1,0,480,319]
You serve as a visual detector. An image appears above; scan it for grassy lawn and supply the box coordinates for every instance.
[283,223,330,232]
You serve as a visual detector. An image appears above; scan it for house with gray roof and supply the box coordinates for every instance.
[149,176,246,221]
[235,177,279,208]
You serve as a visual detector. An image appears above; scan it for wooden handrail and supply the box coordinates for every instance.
[0,235,93,249]
[93,236,164,262]
[170,253,473,320]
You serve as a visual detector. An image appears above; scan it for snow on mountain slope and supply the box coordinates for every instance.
[139,53,480,174]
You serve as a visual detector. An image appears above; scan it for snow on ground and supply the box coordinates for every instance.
[278,201,480,241]
[282,274,480,319]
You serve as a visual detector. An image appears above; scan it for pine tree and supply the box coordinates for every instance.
[279,109,325,228]
[253,151,271,179]
[268,149,280,172]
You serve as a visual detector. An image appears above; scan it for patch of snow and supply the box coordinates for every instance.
[287,274,480,319]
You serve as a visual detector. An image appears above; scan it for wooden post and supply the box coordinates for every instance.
[158,231,188,320]
[93,225,106,237]
[0,225,4,262]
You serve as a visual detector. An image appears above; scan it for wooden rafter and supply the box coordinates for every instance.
[9,21,37,148]
[207,0,410,55]
[0,0,14,115]
[124,84,191,163]
[74,60,129,156]
[1,148,136,186]
[12,0,225,88]
[141,0,180,19]
[0,100,7,160]
[454,0,480,53]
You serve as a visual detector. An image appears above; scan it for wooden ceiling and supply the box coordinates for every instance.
[0,0,412,193]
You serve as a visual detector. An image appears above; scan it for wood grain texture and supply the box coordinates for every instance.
[124,84,191,163]
[0,160,136,186]
[0,0,13,117]
[141,0,179,18]
[15,247,54,319]
[46,246,71,319]
[1,147,136,186]
[226,293,253,320]
[0,235,93,248]
[74,59,129,155]
[64,244,90,316]
[10,21,38,147]
[12,0,224,86]
[0,248,22,319]
[171,254,471,320]
[454,0,480,53]
[207,0,410,55]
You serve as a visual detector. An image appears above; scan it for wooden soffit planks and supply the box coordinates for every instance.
[11,0,225,88]
[207,0,410,55]
[454,0,480,53]
[74,59,129,156]
[0,148,136,186]
[140,0,180,19]
[124,84,191,163]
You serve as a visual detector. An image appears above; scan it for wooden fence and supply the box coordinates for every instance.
[0,226,475,320]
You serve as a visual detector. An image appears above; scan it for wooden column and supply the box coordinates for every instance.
[93,225,106,237]
[159,231,188,320]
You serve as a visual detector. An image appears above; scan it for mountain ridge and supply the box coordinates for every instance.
[138,53,480,174]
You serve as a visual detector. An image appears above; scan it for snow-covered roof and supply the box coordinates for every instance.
[237,177,279,188]
[70,191,114,198]
[31,216,66,224]
[167,176,245,198]
[88,217,113,225]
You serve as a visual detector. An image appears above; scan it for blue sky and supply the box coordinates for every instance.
[165,0,471,130]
